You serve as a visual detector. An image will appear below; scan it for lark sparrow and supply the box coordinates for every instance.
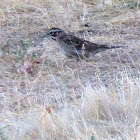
[41,27,121,60]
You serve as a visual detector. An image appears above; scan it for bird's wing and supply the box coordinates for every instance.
[62,35,121,52]
[63,35,84,49]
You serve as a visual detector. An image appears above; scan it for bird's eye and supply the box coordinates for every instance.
[49,32,59,37]
[50,32,54,35]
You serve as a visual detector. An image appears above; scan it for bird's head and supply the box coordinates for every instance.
[41,27,65,40]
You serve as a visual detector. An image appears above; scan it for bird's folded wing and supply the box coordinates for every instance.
[63,35,83,49]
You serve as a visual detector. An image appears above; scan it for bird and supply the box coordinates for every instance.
[40,27,121,60]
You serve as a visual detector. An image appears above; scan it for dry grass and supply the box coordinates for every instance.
[0,0,140,140]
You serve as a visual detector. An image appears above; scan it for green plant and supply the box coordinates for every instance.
[0,131,7,140]
[126,0,140,9]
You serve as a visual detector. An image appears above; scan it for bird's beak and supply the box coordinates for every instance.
[39,32,57,41]
[39,33,49,39]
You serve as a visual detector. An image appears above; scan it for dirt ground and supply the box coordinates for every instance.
[0,0,140,139]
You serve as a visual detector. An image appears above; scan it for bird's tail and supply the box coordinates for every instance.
[90,44,121,55]
[99,45,121,49]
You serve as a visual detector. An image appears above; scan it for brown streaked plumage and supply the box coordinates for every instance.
[41,27,121,60]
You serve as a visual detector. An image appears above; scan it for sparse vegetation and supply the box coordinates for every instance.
[0,0,140,140]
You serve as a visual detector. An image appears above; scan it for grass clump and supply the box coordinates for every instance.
[0,0,140,140]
